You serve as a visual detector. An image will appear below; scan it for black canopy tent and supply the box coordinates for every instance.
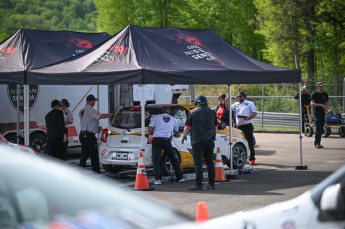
[0,28,111,147]
[27,25,300,85]
[25,25,305,170]
[0,28,111,84]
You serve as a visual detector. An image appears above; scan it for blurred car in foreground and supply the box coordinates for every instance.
[99,104,249,175]
[0,144,193,228]
[0,133,38,156]
[198,165,345,229]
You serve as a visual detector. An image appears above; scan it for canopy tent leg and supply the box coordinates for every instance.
[24,84,30,146]
[228,85,238,179]
[296,82,308,170]
[140,85,145,152]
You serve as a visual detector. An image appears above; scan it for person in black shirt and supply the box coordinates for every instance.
[45,99,67,160]
[311,82,329,149]
[294,86,311,133]
[182,95,218,191]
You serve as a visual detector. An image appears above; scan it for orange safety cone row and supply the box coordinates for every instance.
[215,147,229,182]
[134,151,154,191]
[196,202,209,222]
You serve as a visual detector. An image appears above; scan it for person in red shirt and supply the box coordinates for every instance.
[214,94,230,126]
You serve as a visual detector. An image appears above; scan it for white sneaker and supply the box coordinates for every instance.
[154,180,162,185]
[179,177,187,183]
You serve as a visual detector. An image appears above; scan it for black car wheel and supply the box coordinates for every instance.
[227,143,247,170]
[30,132,46,154]
[161,149,181,176]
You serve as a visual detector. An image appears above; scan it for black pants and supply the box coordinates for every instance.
[238,123,255,160]
[79,131,100,173]
[62,128,68,160]
[152,137,182,181]
[46,135,64,160]
[314,114,325,145]
[192,139,215,187]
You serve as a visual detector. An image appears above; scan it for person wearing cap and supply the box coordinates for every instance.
[229,91,257,165]
[60,99,74,159]
[45,99,67,160]
[148,107,186,185]
[182,95,218,191]
[311,82,329,149]
[79,94,114,173]
[294,86,311,133]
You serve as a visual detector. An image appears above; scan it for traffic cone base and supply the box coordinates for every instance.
[215,147,230,182]
[134,151,154,191]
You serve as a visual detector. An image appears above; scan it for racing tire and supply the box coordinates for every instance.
[338,127,345,137]
[305,125,313,137]
[227,143,247,170]
[322,126,331,138]
[102,164,123,173]
[161,149,181,176]
[30,132,46,154]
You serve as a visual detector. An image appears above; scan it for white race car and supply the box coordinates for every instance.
[99,104,249,174]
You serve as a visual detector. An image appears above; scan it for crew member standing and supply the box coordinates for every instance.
[60,99,74,159]
[311,82,328,149]
[45,99,67,160]
[214,94,230,126]
[182,95,218,191]
[294,86,311,133]
[148,107,186,185]
[229,92,257,165]
[79,94,114,173]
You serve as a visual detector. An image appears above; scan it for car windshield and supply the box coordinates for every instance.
[111,107,153,129]
[0,145,192,228]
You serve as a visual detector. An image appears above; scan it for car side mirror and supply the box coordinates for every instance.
[319,184,345,221]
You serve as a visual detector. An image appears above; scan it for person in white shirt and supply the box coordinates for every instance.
[148,107,186,185]
[60,99,74,158]
[227,91,257,165]
[79,94,114,173]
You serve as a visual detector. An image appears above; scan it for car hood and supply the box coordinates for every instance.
[198,191,315,228]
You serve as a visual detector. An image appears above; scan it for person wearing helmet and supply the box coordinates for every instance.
[60,99,74,159]
[182,95,218,191]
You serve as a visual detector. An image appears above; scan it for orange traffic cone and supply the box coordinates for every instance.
[196,202,209,222]
[134,151,154,191]
[215,147,229,182]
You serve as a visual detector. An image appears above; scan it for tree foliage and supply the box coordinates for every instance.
[1,0,344,98]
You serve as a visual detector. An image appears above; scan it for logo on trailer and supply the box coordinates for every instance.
[7,84,39,115]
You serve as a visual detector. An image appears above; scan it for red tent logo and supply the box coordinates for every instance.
[0,47,17,63]
[174,33,224,66]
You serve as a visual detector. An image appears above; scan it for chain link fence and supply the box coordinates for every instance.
[180,82,345,132]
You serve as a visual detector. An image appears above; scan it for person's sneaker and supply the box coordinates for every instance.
[178,177,187,183]
[188,185,203,191]
[206,184,215,189]
[154,180,162,185]
[249,159,256,165]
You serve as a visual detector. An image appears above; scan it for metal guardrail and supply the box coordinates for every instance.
[254,112,299,127]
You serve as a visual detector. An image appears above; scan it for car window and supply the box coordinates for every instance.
[171,107,189,131]
[112,107,152,129]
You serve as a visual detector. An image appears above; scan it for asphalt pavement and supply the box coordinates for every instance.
[67,132,345,219]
